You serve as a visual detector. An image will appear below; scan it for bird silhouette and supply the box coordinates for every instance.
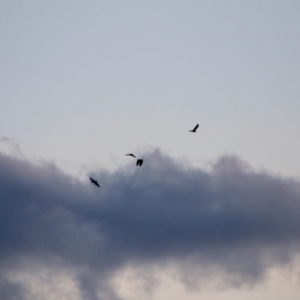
[189,124,199,132]
[136,159,143,167]
[89,177,100,188]
[126,153,143,166]
[125,153,136,158]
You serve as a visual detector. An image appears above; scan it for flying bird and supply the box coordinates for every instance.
[136,159,143,167]
[125,153,136,158]
[189,124,199,132]
[89,177,100,188]
[126,153,143,166]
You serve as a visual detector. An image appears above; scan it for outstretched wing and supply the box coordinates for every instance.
[136,159,143,166]
[126,153,136,158]
[193,124,199,131]
[89,177,100,188]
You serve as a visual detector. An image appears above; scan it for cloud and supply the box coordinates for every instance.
[0,275,26,300]
[0,149,300,298]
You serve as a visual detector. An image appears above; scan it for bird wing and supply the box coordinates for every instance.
[193,124,199,131]
[90,177,100,187]
[126,153,136,158]
[136,159,143,166]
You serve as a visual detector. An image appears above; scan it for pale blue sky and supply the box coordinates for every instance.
[1,1,300,299]
[1,1,300,176]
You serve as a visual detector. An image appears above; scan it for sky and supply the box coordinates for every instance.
[1,1,300,299]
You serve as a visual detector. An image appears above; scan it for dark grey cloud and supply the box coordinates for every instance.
[0,275,26,300]
[0,149,300,298]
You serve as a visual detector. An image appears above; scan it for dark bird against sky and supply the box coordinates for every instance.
[126,153,143,166]
[189,124,199,132]
[89,177,100,188]
[136,159,143,167]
